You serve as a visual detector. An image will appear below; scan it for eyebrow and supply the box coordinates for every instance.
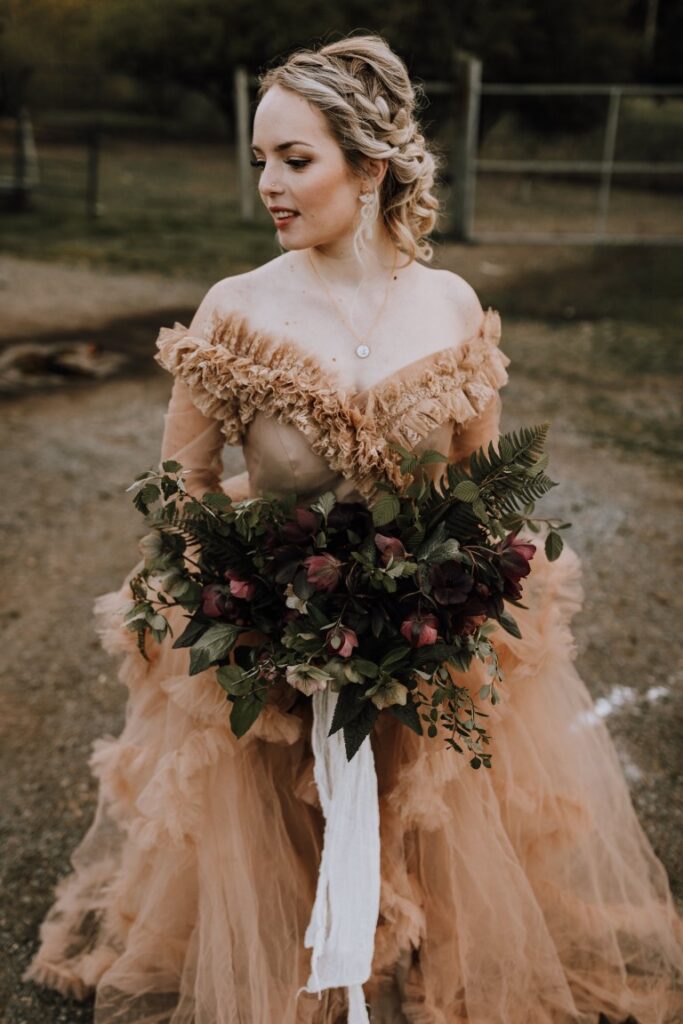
[250,140,315,152]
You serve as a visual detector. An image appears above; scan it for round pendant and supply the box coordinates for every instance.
[355,344,371,359]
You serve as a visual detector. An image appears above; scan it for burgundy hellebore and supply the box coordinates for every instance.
[281,507,319,545]
[201,584,228,619]
[304,553,342,592]
[224,569,255,601]
[496,529,536,600]
[374,533,406,566]
[429,561,474,606]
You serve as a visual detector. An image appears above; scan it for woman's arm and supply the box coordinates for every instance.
[158,280,245,501]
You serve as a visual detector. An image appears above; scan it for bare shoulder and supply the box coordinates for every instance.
[428,266,485,339]
[186,256,288,334]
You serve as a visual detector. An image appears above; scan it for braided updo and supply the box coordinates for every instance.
[256,34,441,263]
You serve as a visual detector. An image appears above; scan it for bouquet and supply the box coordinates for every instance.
[124,424,570,764]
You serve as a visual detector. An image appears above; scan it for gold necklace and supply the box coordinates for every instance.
[307,248,398,359]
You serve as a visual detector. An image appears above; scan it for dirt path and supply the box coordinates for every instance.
[1,254,681,1023]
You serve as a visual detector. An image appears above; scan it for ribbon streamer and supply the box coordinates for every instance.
[295,686,381,1022]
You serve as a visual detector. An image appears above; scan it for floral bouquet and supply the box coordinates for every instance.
[124,424,570,764]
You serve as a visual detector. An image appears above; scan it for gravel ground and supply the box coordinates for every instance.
[1,254,681,1023]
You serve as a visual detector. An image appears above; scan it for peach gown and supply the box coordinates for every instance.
[23,306,683,1024]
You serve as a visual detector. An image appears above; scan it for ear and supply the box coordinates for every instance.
[360,156,389,191]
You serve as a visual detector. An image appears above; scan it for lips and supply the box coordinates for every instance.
[270,207,300,224]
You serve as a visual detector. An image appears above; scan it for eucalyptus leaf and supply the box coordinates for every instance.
[545,530,564,561]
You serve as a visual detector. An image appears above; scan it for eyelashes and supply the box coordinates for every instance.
[249,158,310,171]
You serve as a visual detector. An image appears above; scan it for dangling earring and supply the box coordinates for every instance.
[359,189,379,232]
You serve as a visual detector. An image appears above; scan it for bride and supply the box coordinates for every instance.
[23,33,683,1024]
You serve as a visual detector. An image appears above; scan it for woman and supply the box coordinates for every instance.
[23,34,683,1024]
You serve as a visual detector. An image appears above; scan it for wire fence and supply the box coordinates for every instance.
[2,62,682,248]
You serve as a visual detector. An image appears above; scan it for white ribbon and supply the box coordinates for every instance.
[295,685,381,1023]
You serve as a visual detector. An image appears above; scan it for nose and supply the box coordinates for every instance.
[258,161,284,201]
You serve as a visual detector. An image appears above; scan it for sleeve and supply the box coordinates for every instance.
[156,283,250,501]
[159,376,225,500]
[448,389,503,471]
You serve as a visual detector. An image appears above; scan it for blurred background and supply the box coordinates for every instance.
[1,3,681,1021]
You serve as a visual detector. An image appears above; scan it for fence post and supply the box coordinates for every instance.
[85,124,101,220]
[234,66,254,221]
[449,51,481,241]
[11,106,39,211]
[595,87,621,239]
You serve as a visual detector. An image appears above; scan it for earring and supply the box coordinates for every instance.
[359,189,379,231]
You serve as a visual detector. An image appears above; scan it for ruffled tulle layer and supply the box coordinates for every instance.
[22,540,683,1023]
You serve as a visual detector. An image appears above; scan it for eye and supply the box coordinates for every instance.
[249,158,310,171]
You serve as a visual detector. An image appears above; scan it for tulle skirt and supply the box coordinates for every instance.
[22,538,683,1023]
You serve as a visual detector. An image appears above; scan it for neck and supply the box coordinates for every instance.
[309,226,404,288]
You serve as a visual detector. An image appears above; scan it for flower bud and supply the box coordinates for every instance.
[400,613,439,648]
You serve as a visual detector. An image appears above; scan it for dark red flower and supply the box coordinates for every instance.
[496,530,536,599]
[460,613,488,636]
[429,561,474,606]
[281,507,320,545]
[201,584,229,618]
[224,569,256,601]
[374,533,406,566]
[400,613,439,648]
[304,553,342,592]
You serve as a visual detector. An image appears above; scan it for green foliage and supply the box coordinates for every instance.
[124,422,570,764]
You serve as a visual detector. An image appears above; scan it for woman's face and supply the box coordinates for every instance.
[251,85,368,251]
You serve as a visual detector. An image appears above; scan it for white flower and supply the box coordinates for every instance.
[285,664,331,696]
[285,583,308,614]
[370,679,409,710]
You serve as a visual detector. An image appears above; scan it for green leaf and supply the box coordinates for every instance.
[311,491,336,519]
[380,645,411,672]
[230,693,266,738]
[388,697,423,736]
[201,492,233,510]
[544,530,564,561]
[216,665,253,696]
[173,616,209,649]
[526,452,549,477]
[352,659,379,679]
[428,539,461,564]
[453,480,480,503]
[188,623,241,675]
[329,684,365,736]
[371,493,401,527]
[418,449,447,466]
[343,701,380,761]
[497,611,522,638]
[161,460,182,473]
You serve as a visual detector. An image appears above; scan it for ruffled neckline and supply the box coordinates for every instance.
[204,305,503,406]
[155,305,510,497]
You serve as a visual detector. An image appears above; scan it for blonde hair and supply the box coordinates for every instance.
[256,34,441,264]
